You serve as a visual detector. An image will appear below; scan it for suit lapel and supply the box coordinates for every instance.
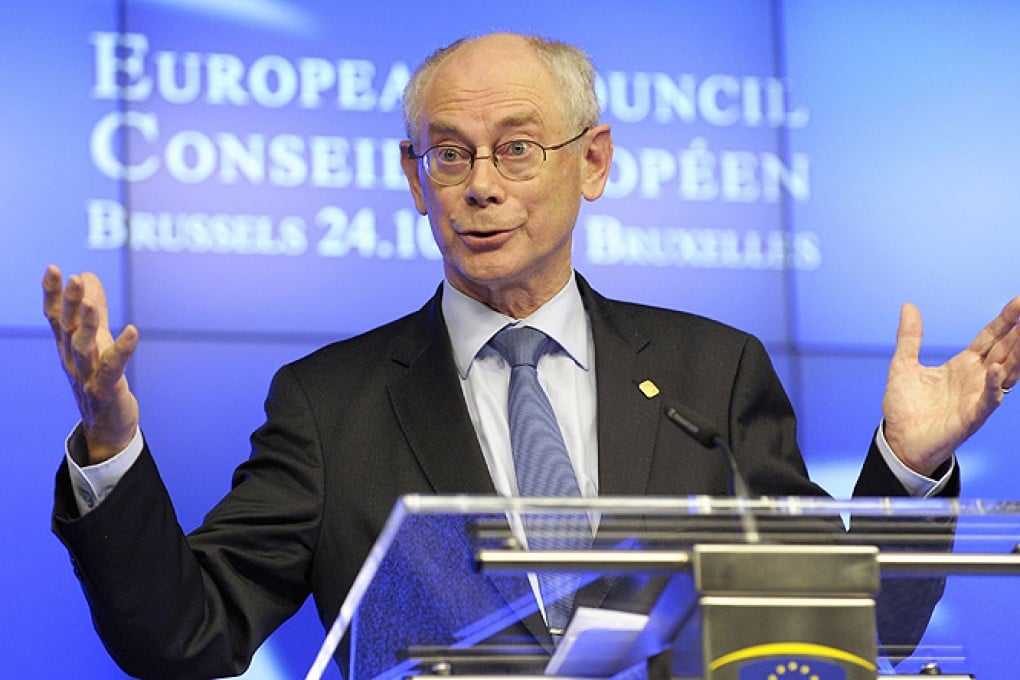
[578,277,663,498]
[387,290,495,495]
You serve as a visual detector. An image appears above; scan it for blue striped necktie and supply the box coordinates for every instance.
[488,325,591,637]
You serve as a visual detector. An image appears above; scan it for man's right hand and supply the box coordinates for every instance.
[43,265,140,464]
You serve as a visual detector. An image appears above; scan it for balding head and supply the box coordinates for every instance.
[402,33,600,143]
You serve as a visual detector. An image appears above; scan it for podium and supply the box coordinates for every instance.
[307,496,1020,680]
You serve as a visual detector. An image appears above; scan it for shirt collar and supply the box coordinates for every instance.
[442,272,591,378]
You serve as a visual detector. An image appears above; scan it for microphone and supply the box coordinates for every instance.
[662,401,753,499]
[636,380,759,542]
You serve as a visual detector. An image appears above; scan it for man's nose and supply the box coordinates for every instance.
[463,153,506,205]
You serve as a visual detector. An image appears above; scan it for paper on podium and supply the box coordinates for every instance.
[544,607,650,676]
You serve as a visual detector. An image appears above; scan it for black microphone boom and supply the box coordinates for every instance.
[662,400,753,500]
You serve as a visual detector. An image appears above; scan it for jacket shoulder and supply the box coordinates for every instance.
[586,284,759,355]
[273,293,440,398]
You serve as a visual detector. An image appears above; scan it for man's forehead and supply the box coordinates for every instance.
[426,111,545,138]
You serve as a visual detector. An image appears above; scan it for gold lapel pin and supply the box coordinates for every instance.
[637,379,660,399]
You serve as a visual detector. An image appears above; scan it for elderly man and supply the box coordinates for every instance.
[45,33,1019,679]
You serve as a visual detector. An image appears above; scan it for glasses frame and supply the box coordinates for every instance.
[406,127,591,186]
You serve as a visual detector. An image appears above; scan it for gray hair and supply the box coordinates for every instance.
[401,34,601,141]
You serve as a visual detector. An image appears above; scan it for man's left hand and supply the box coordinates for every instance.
[883,297,1020,476]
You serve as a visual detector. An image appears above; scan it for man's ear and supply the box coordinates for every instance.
[400,141,429,215]
[580,124,613,201]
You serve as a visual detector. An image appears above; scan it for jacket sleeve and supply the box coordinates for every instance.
[52,364,324,679]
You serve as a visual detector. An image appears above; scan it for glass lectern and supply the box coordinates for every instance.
[307,496,1020,680]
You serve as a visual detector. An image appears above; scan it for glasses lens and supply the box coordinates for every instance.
[425,146,472,184]
[494,140,543,180]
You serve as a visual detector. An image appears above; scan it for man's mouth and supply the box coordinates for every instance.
[464,228,511,238]
[458,226,516,249]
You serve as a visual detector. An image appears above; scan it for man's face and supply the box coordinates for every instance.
[401,34,611,315]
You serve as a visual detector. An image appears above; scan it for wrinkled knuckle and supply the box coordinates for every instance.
[70,335,89,354]
[95,357,112,379]
[81,381,105,404]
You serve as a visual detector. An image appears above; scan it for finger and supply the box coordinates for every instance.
[42,265,64,337]
[79,272,112,338]
[60,274,84,336]
[56,275,89,372]
[980,364,1009,414]
[979,297,1020,371]
[70,299,101,379]
[893,302,923,364]
[998,322,1020,390]
[969,295,1020,357]
[95,324,139,390]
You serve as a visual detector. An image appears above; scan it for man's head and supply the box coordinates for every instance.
[400,33,613,318]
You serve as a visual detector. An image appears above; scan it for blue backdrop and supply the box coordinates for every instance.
[3,1,1018,677]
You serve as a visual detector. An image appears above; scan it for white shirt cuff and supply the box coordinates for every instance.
[875,422,954,497]
[65,424,144,516]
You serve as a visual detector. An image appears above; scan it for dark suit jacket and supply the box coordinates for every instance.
[52,275,955,678]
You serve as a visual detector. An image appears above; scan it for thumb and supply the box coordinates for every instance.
[894,302,924,364]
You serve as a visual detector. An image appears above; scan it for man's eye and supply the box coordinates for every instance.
[503,141,532,157]
[436,147,467,164]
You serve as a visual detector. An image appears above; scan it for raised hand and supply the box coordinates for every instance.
[42,266,140,464]
[883,297,1020,476]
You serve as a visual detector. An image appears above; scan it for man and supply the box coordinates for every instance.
[45,33,1019,679]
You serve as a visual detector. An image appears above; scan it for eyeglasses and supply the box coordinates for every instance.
[406,128,590,186]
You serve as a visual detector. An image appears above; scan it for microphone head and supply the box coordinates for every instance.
[664,403,720,448]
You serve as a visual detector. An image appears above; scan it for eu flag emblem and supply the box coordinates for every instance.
[738,657,846,679]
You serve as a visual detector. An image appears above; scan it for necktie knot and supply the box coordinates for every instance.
[488,325,552,368]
